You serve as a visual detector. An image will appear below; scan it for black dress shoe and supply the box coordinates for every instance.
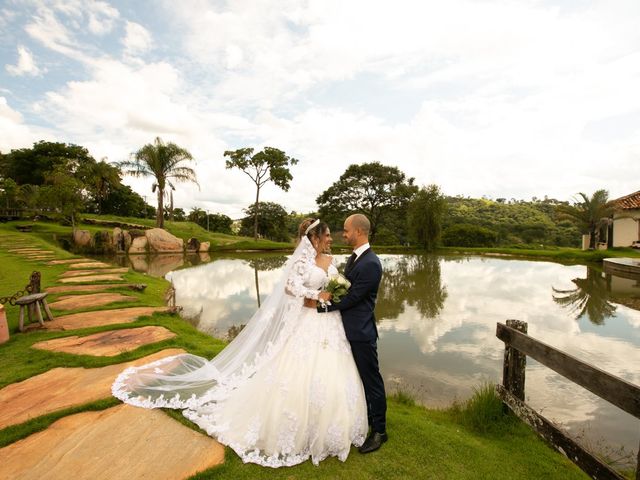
[358,431,388,454]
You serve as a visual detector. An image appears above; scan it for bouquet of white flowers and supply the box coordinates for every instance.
[325,273,351,303]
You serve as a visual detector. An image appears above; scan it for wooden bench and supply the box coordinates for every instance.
[15,292,54,332]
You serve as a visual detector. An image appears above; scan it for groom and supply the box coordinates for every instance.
[318,213,387,453]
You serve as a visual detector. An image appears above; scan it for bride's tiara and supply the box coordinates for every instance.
[304,219,320,235]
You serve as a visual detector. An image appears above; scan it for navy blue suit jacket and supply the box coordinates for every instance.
[323,248,382,342]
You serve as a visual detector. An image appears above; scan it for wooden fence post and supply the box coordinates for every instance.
[0,304,9,344]
[502,319,527,401]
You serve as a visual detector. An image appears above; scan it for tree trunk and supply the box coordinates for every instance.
[157,187,164,228]
[589,226,596,249]
[253,187,260,242]
[254,266,261,308]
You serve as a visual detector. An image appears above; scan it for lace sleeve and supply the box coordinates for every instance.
[285,256,320,300]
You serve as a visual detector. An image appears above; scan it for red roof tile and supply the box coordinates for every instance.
[612,190,640,210]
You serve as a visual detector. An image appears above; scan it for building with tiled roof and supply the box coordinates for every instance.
[611,190,640,247]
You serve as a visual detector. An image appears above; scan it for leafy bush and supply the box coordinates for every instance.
[442,223,498,247]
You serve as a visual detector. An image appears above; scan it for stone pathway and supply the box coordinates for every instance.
[31,326,176,356]
[0,237,226,477]
[0,349,185,429]
[0,404,224,480]
[59,268,129,278]
[58,274,125,283]
[43,306,169,330]
[46,284,144,294]
[47,258,94,265]
[47,293,137,311]
[68,261,112,269]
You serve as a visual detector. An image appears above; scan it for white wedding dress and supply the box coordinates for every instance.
[112,237,367,468]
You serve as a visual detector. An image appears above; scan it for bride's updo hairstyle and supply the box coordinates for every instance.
[298,218,329,246]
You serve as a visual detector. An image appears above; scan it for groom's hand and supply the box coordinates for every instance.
[318,291,331,302]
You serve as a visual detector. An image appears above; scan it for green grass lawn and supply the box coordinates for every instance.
[0,228,605,479]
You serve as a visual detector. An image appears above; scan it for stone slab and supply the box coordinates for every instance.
[59,268,129,278]
[31,326,176,356]
[43,306,169,330]
[46,284,141,294]
[68,262,112,269]
[0,349,185,430]
[48,292,137,311]
[47,258,94,265]
[19,250,54,255]
[58,274,125,283]
[0,404,224,480]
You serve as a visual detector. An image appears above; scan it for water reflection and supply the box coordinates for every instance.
[552,266,617,325]
[135,252,640,461]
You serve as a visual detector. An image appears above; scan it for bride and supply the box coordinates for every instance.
[112,218,368,468]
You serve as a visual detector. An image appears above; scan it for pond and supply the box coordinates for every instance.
[111,251,640,463]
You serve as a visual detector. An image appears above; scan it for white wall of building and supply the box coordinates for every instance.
[612,210,640,247]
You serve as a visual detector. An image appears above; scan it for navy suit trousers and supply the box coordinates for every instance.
[349,339,387,434]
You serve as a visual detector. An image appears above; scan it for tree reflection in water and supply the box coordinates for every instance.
[246,255,288,308]
[552,267,617,325]
[377,255,448,321]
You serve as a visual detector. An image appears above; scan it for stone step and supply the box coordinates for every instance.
[0,404,224,480]
[47,258,94,265]
[58,274,125,283]
[68,262,112,269]
[48,293,137,311]
[31,326,176,356]
[43,306,169,330]
[0,349,185,430]
[46,284,143,294]
[59,268,129,278]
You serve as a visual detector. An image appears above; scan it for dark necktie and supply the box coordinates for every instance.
[345,252,357,274]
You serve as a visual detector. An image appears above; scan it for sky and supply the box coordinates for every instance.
[1,0,639,218]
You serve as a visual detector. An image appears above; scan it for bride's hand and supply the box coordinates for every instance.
[318,291,332,302]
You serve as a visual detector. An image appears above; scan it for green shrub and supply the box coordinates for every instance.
[442,223,498,247]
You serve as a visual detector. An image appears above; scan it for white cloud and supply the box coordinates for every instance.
[122,21,152,55]
[5,45,42,76]
[0,97,50,152]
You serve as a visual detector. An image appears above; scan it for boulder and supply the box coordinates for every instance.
[113,227,124,252]
[199,241,210,252]
[129,236,148,254]
[123,230,132,251]
[186,237,200,252]
[91,231,114,254]
[72,230,92,247]
[145,228,184,253]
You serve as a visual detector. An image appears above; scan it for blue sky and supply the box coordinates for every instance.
[1,0,639,217]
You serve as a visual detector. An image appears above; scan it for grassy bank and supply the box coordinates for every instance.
[0,229,596,479]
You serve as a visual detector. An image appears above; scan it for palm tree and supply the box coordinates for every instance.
[552,267,617,325]
[556,190,614,249]
[119,137,198,228]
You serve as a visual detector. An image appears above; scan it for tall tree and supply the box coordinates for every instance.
[0,141,95,185]
[316,162,418,242]
[407,184,446,251]
[240,201,289,242]
[83,160,122,214]
[225,147,298,241]
[119,137,198,228]
[39,166,84,230]
[556,190,614,249]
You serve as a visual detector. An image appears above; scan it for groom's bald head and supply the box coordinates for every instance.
[343,214,370,248]
[346,214,370,236]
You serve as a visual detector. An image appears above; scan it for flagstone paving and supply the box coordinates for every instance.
[31,326,176,356]
[58,274,125,283]
[59,268,129,278]
[47,258,94,265]
[68,261,112,269]
[0,404,224,480]
[46,284,143,294]
[42,306,169,330]
[47,293,138,311]
[0,348,185,430]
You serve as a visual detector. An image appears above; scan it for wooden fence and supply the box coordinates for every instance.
[496,320,640,480]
